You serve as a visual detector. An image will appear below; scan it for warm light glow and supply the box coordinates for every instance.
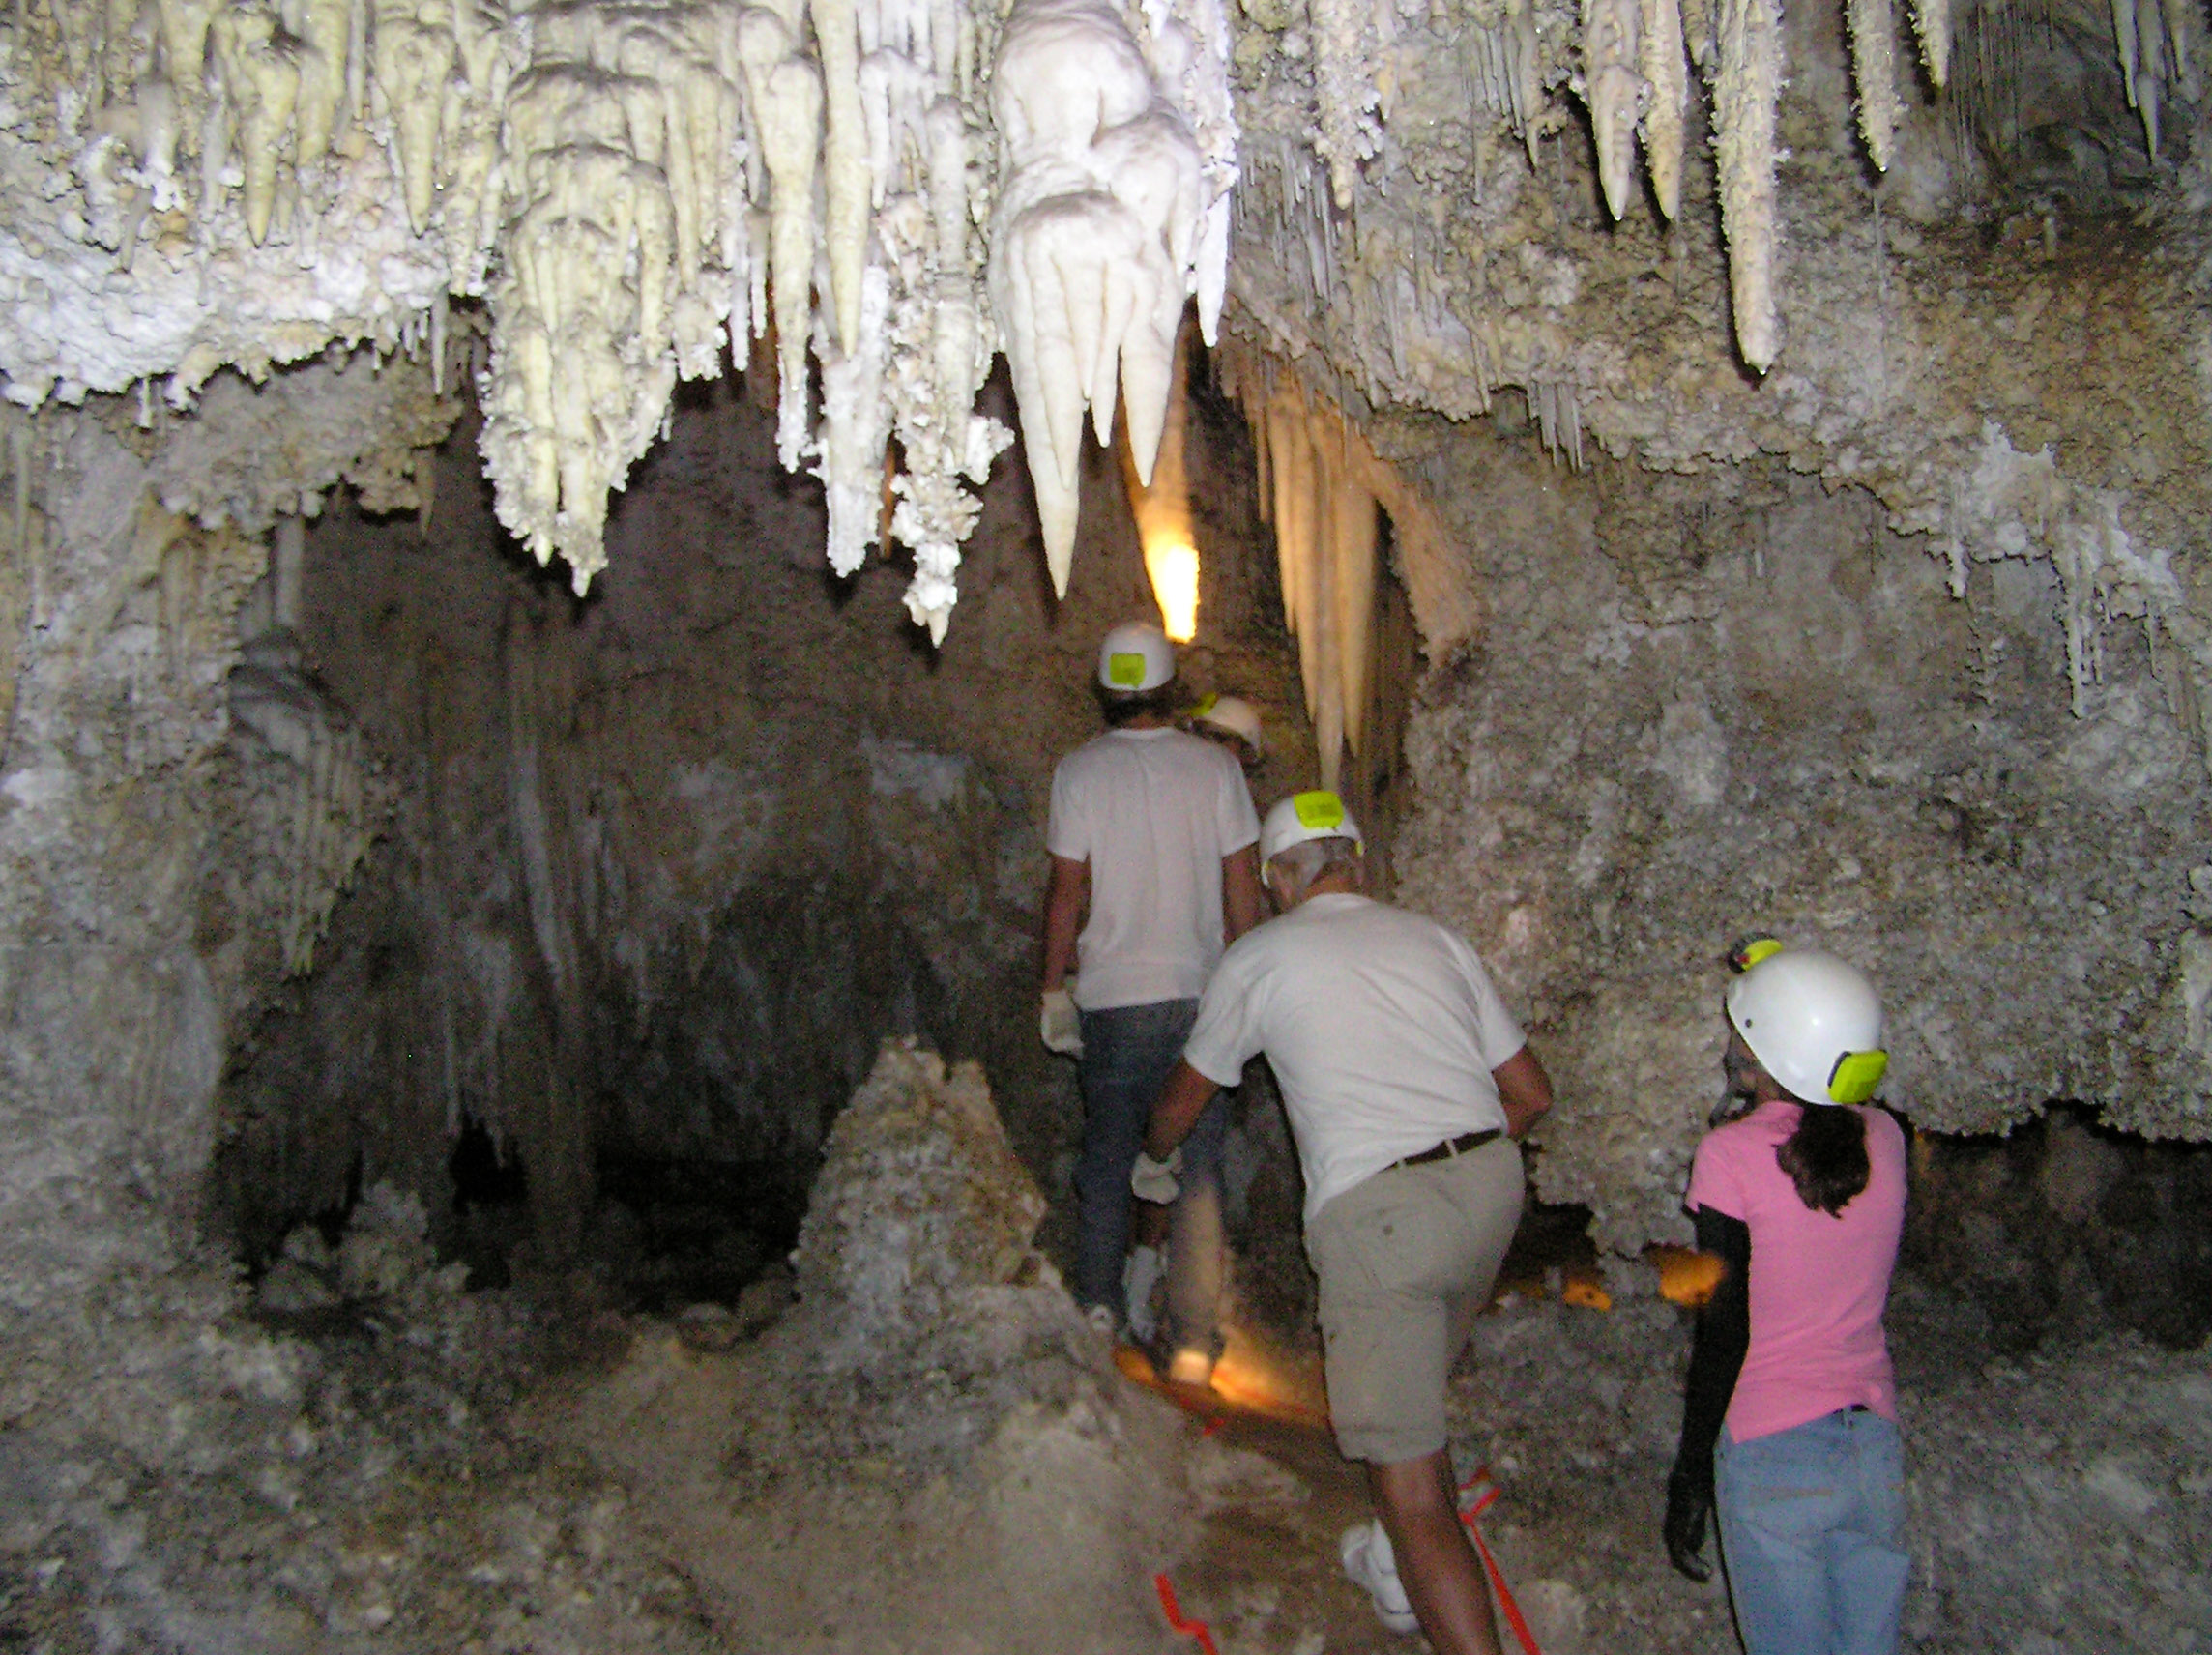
[1112,1329,1330,1430]
[1652,1244,1727,1308]
[1120,311,1201,641]
[1559,1276,1613,1312]
[1147,539,1202,642]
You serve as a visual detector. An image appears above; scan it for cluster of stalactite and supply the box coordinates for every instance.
[1220,343,1455,793]
[0,0,1237,640]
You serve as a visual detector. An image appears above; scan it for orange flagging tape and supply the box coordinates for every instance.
[1460,1467,1544,1655]
[1153,1572,1220,1655]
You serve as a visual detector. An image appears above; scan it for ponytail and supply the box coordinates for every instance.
[1776,1104,1870,1215]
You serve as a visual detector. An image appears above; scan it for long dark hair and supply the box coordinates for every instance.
[1776,1104,1870,1215]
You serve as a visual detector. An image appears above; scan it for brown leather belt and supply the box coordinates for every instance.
[1390,1128,1500,1172]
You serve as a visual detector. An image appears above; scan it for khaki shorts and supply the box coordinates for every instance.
[1305,1137,1524,1465]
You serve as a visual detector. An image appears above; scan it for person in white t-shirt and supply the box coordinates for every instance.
[1138,791,1553,1655]
[1039,621,1263,1373]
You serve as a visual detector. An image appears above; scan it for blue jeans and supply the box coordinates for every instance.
[1716,1409,1909,1655]
[1072,999,1226,1349]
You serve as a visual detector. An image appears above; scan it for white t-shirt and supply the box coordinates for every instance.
[1182,892,1526,1222]
[1046,727,1260,1011]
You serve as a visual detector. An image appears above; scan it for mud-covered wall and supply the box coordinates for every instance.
[1384,425,2212,1252]
[211,363,1325,1284]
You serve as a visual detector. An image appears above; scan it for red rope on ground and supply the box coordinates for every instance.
[1152,1571,1221,1655]
[1460,1467,1544,1655]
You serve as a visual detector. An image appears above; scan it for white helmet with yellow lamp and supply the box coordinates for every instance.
[1724,941,1889,1106]
[1260,790,1364,864]
[1190,693,1264,759]
[1097,622,1177,692]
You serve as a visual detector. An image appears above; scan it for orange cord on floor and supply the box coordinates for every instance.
[1459,1468,1543,1655]
[1152,1571,1221,1655]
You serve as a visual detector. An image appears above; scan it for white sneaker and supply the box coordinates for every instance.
[1165,1346,1215,1388]
[1339,1520,1419,1634]
[1123,1245,1166,1344]
[1083,1303,1118,1342]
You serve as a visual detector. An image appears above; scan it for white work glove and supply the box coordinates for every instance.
[1040,987,1083,1056]
[1131,1147,1182,1204]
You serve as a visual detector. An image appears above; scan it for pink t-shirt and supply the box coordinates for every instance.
[1685,1100,1907,1441]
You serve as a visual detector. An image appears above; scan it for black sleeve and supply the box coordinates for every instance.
[1672,1205,1752,1490]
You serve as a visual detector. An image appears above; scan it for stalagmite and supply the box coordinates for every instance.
[1847,0,1904,171]
[1583,0,1644,220]
[1640,0,1688,218]
[1712,0,1784,371]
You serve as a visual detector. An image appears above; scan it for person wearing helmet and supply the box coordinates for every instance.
[1111,691,1264,1341]
[1184,692,1265,775]
[1040,620,1264,1376]
[1665,941,1909,1655]
[1138,791,1554,1655]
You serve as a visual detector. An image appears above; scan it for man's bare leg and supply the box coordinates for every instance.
[1367,1451,1503,1655]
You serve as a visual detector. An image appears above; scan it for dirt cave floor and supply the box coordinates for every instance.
[2,1232,2205,1655]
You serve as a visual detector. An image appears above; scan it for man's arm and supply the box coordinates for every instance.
[1222,844,1263,944]
[1040,855,1089,992]
[1145,1060,1220,1161]
[1492,1046,1554,1140]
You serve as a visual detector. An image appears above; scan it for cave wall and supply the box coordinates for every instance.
[0,360,458,1429]
[212,363,1324,1277]
[1383,425,2212,1251]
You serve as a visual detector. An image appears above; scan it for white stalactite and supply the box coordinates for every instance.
[1582,0,1644,220]
[1712,0,1783,372]
[213,4,303,246]
[1640,0,1688,218]
[373,0,454,238]
[2133,0,2168,158]
[1330,429,1377,762]
[2165,0,2204,102]
[1308,0,1372,208]
[762,57,827,472]
[986,0,1228,598]
[814,264,893,576]
[1847,0,1904,172]
[1226,352,1444,793]
[814,0,872,357]
[1910,0,1949,88]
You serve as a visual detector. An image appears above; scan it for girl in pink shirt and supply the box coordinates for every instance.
[1665,944,1910,1655]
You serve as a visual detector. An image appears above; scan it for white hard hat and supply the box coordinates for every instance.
[1192,693,1264,755]
[1261,790,1364,863]
[1725,943,1889,1106]
[1097,622,1176,692]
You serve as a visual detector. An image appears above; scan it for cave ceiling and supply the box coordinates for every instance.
[0,0,2206,757]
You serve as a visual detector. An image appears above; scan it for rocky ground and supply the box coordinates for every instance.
[3,1051,2206,1655]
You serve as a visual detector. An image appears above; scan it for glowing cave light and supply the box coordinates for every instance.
[1148,540,1202,643]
